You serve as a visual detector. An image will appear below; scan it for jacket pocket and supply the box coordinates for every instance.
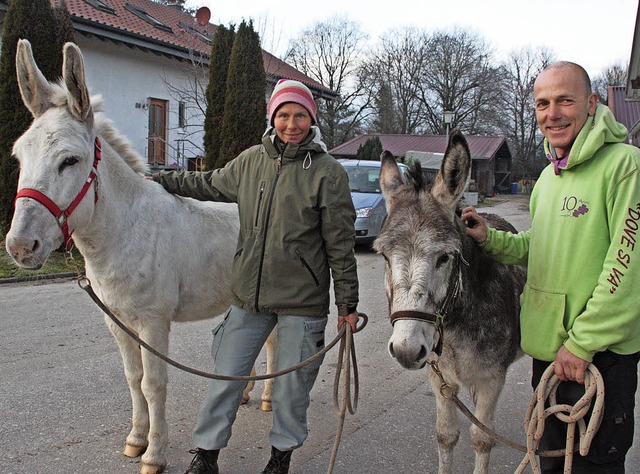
[210,307,232,360]
[295,249,320,286]
[520,284,567,360]
[254,180,267,228]
[299,317,329,390]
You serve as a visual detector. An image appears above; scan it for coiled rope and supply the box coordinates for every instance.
[430,359,605,473]
[75,274,367,474]
[516,362,605,473]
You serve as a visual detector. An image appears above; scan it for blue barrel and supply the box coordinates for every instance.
[510,182,518,194]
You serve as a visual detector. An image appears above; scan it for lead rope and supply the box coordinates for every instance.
[516,362,605,474]
[67,253,367,472]
[327,322,360,474]
[429,358,604,473]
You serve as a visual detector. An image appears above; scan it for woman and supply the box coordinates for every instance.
[154,79,360,474]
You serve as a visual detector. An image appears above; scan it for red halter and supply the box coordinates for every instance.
[14,137,102,251]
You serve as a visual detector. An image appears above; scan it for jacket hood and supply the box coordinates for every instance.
[545,104,628,170]
[261,125,328,160]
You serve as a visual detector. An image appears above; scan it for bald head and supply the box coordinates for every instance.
[535,61,592,96]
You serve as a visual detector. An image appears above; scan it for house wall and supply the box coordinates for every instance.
[75,36,206,168]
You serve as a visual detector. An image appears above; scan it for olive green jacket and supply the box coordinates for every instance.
[155,128,359,317]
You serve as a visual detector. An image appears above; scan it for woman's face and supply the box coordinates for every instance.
[273,103,312,144]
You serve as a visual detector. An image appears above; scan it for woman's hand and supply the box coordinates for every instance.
[338,312,360,333]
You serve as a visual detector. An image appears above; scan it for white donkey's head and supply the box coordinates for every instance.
[6,39,97,269]
[373,131,472,370]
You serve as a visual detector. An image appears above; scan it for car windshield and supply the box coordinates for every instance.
[344,166,381,193]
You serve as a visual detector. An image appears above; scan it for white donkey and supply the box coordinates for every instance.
[5,39,274,474]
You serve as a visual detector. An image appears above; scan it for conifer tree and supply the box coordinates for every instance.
[203,24,235,170]
[356,136,383,161]
[0,0,62,232]
[217,20,266,169]
[55,0,76,55]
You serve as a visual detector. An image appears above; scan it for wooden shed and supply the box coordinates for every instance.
[330,134,513,196]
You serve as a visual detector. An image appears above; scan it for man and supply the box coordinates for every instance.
[154,79,360,474]
[461,62,640,472]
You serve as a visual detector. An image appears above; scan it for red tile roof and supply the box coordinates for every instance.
[49,0,334,97]
[329,133,509,161]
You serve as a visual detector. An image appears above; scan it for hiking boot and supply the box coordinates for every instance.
[261,446,293,474]
[185,448,219,474]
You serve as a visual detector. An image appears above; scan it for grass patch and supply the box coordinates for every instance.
[0,241,84,280]
[479,197,500,207]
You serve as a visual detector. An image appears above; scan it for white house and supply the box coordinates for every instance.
[0,0,336,170]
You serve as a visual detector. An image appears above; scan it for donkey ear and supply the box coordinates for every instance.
[432,130,471,210]
[15,39,55,118]
[62,42,91,120]
[379,150,406,211]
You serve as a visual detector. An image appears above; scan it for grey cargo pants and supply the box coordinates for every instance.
[192,305,328,452]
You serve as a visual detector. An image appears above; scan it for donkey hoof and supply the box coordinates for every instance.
[261,400,272,412]
[124,443,147,458]
[140,462,165,474]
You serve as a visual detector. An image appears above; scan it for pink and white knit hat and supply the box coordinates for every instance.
[268,79,317,125]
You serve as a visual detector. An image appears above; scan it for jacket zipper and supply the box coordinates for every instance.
[296,249,320,285]
[254,153,283,310]
[254,182,265,227]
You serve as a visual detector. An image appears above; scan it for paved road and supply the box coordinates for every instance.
[1,194,638,474]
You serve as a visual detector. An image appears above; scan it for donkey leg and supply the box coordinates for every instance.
[241,328,276,409]
[428,367,460,474]
[137,324,171,474]
[261,329,276,412]
[241,366,257,404]
[106,318,150,459]
[468,375,505,474]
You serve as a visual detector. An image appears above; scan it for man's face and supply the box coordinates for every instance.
[533,68,598,158]
[273,103,312,144]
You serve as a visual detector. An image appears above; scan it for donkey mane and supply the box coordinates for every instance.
[92,96,149,176]
[46,79,148,176]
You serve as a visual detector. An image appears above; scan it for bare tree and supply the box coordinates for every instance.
[160,54,209,139]
[593,63,628,104]
[417,28,503,135]
[361,27,429,134]
[499,47,554,180]
[286,16,371,148]
[361,28,504,136]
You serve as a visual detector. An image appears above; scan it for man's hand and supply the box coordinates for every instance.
[338,312,359,333]
[460,206,488,244]
[554,346,590,384]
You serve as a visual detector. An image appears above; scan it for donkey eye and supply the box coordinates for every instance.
[58,156,79,173]
[435,254,450,268]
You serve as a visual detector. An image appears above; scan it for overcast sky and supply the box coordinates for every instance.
[184,0,638,80]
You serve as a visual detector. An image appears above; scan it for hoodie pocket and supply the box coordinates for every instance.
[520,284,567,360]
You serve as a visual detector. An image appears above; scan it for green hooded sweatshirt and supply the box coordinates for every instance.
[155,127,359,317]
[482,104,640,362]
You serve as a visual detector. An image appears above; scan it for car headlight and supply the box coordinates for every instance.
[356,207,374,218]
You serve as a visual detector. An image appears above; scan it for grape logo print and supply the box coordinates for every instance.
[561,195,589,218]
